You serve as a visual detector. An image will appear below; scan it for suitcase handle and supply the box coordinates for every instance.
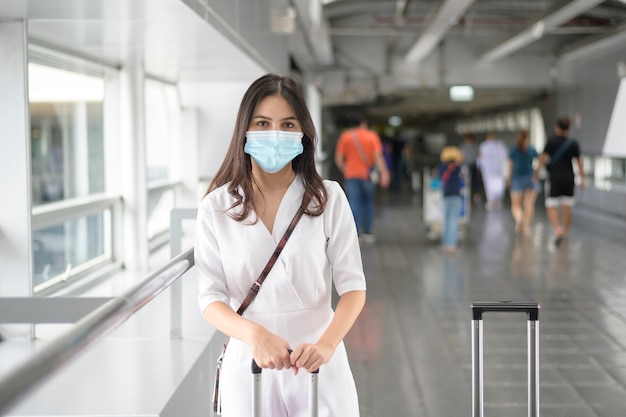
[471,301,540,417]
[251,350,320,374]
[471,301,539,320]
[251,350,319,417]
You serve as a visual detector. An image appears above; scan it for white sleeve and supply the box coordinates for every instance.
[194,199,230,314]
[324,181,367,295]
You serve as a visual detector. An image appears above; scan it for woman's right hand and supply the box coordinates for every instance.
[247,324,292,371]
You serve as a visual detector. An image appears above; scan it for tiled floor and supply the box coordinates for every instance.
[344,190,626,417]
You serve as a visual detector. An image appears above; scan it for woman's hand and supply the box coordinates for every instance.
[289,342,334,375]
[247,325,292,371]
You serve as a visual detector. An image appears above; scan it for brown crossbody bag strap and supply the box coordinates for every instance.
[213,199,307,414]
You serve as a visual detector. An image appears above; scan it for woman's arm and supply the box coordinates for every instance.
[317,290,366,351]
[290,290,366,373]
[533,152,548,180]
[203,302,293,370]
[575,156,586,190]
[373,151,390,188]
[288,182,366,373]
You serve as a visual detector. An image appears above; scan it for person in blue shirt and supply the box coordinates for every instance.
[435,146,464,254]
[506,130,539,236]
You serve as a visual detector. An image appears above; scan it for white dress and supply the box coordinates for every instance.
[195,176,366,417]
[478,139,508,202]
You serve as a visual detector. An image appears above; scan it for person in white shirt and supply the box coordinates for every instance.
[195,74,366,417]
[477,132,509,209]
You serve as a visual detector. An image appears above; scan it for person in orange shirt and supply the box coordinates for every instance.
[334,113,390,243]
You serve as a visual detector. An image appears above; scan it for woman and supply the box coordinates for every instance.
[436,146,464,254]
[507,129,539,236]
[195,74,366,416]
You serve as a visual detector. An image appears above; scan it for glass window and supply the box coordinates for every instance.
[592,156,626,188]
[29,60,111,291]
[33,211,111,291]
[29,64,105,205]
[145,78,181,184]
[148,187,176,240]
[145,79,182,246]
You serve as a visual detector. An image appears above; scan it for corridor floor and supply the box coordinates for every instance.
[344,191,626,417]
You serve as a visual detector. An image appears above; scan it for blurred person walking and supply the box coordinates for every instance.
[534,116,586,246]
[459,132,482,203]
[477,132,508,210]
[435,146,464,254]
[507,130,539,236]
[335,112,390,244]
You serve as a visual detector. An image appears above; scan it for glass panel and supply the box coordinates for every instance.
[29,64,105,206]
[147,188,176,239]
[145,79,181,184]
[33,210,111,289]
[608,158,625,183]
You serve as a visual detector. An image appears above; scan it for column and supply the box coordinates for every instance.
[0,20,33,338]
[119,63,149,270]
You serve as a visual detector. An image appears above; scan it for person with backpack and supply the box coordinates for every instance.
[534,116,586,246]
[435,146,464,254]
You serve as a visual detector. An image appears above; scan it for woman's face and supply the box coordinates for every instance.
[248,94,302,132]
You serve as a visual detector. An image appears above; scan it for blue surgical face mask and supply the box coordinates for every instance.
[244,130,304,174]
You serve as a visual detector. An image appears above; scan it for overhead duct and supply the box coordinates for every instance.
[404,0,475,63]
[481,0,605,62]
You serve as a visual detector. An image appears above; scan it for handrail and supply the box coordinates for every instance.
[0,247,195,415]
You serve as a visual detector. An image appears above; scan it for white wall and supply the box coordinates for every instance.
[179,80,263,182]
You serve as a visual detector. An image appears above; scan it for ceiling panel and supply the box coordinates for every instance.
[2,0,626,123]
[0,0,264,83]
[320,0,626,122]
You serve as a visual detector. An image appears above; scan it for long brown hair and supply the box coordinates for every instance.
[516,129,529,152]
[205,73,328,221]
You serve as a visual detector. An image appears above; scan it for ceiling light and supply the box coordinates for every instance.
[450,85,474,102]
[389,116,402,127]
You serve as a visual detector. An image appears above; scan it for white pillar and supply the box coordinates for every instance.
[0,20,33,338]
[305,80,324,176]
[119,63,149,270]
[178,107,200,206]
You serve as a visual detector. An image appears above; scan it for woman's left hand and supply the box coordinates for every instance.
[289,342,334,375]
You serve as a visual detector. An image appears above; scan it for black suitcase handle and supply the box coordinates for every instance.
[251,350,319,417]
[471,301,540,417]
[472,301,540,320]
[251,360,320,374]
[251,349,320,374]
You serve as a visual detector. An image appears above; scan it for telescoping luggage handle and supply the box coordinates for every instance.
[251,355,319,417]
[471,302,540,417]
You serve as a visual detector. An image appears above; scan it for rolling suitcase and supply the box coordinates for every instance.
[251,358,319,417]
[471,302,540,417]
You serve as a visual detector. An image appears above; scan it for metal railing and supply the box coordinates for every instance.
[0,247,195,415]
